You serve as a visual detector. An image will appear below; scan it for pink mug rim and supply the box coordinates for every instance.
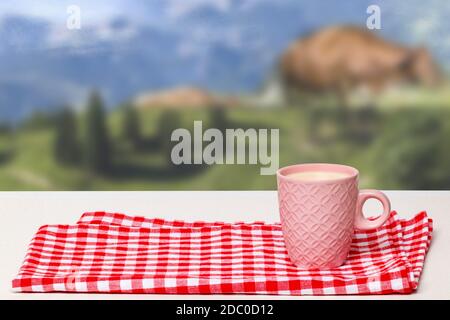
[277,163,359,185]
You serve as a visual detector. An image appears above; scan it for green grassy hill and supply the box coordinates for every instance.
[1,93,450,190]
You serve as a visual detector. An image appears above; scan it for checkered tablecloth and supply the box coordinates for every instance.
[12,211,432,295]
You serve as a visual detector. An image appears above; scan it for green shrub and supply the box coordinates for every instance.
[121,104,142,148]
[373,110,450,189]
[54,108,81,165]
[83,91,112,174]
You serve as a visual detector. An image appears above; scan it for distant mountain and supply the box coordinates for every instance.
[0,14,260,122]
[0,0,448,122]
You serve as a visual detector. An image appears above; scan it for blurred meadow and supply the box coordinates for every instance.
[0,1,449,190]
[1,88,450,190]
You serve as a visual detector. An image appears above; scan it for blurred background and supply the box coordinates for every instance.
[0,0,449,190]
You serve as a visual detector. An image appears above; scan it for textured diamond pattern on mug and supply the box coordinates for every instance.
[278,179,358,268]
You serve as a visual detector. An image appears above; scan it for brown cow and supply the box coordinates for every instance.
[280,25,442,103]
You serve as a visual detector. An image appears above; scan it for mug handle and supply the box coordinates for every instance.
[354,189,391,230]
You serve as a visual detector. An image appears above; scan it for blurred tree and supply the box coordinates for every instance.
[157,110,182,166]
[121,103,142,149]
[84,91,111,174]
[374,111,450,189]
[344,105,381,144]
[0,122,12,134]
[209,104,227,133]
[54,108,80,165]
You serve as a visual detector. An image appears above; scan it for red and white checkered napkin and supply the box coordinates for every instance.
[12,211,432,295]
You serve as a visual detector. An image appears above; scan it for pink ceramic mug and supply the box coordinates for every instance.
[277,163,391,269]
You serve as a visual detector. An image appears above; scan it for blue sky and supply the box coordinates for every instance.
[0,0,233,24]
[0,0,158,24]
[1,0,447,41]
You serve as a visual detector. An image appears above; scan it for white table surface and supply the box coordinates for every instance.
[0,191,448,300]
